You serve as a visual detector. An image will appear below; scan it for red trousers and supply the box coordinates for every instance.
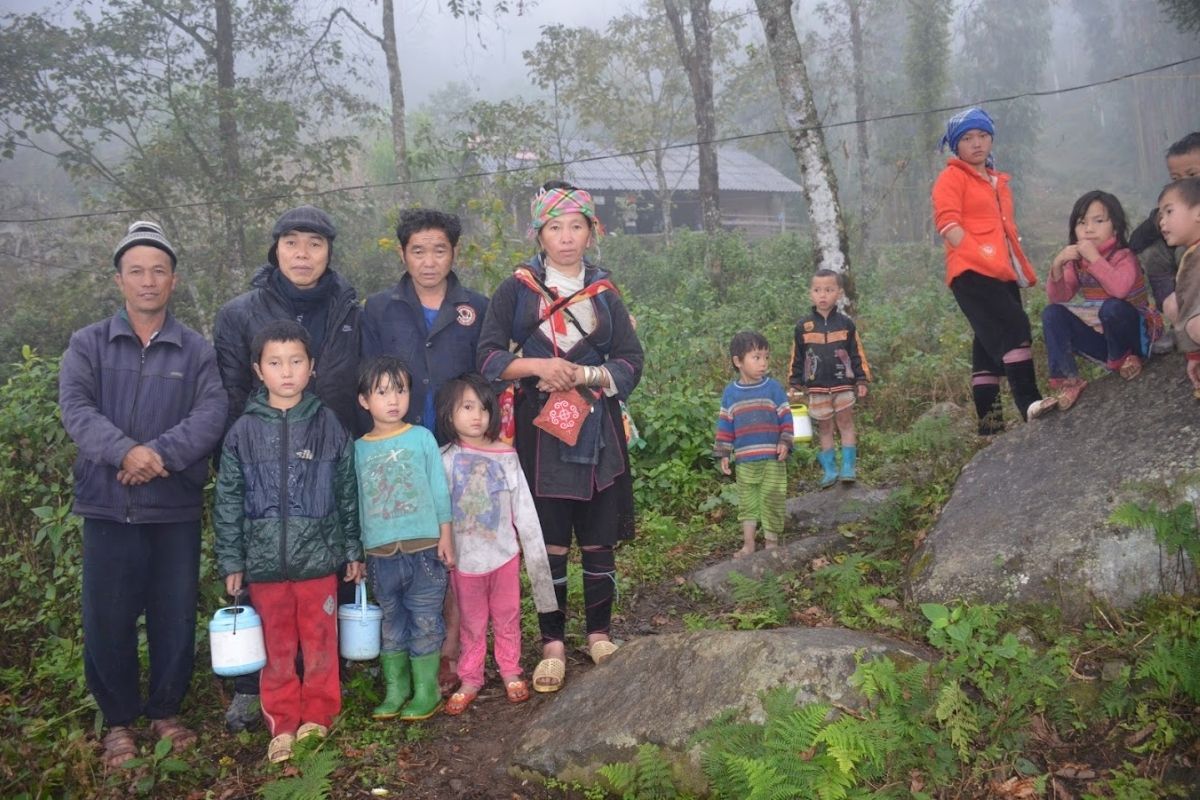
[250,574,340,736]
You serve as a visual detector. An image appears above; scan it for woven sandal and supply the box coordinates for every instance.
[296,722,328,740]
[532,658,565,693]
[586,640,619,665]
[148,717,196,753]
[267,733,295,763]
[505,679,530,704]
[101,726,138,770]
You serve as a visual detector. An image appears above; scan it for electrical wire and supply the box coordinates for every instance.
[1,55,1196,225]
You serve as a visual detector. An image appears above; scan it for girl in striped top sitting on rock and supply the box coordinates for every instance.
[1041,190,1162,412]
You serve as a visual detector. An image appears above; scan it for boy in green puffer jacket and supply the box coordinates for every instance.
[214,320,364,764]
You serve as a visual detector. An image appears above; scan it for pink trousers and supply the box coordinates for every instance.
[250,574,340,736]
[452,556,523,688]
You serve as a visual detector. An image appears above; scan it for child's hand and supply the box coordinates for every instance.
[776,443,789,461]
[1076,239,1101,263]
[344,561,365,583]
[225,572,244,598]
[438,539,456,570]
[857,383,868,399]
[719,456,731,475]
[787,386,805,403]
[1053,245,1079,265]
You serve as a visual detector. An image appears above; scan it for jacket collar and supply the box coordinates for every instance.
[390,270,470,306]
[250,263,357,305]
[109,308,183,347]
[243,387,322,420]
[945,156,1008,186]
[521,253,609,286]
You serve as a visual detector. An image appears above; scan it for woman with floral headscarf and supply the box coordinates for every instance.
[931,107,1056,433]
[476,181,643,692]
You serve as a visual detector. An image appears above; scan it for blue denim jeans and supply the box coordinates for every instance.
[368,548,447,657]
[1042,299,1145,379]
[82,518,201,726]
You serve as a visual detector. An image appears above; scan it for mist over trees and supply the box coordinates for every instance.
[0,0,1195,361]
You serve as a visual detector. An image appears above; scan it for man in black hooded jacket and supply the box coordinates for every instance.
[213,205,361,435]
[211,205,362,731]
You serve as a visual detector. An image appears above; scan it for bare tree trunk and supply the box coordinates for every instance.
[214,0,246,286]
[663,0,720,236]
[753,0,851,292]
[381,0,409,200]
[847,0,869,248]
[653,153,673,240]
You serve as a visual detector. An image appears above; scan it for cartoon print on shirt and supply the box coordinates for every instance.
[361,447,418,519]
[451,453,507,540]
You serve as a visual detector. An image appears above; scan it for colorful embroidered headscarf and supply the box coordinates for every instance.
[939,107,996,168]
[528,186,600,239]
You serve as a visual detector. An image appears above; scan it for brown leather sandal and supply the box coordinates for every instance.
[149,717,197,753]
[101,726,138,770]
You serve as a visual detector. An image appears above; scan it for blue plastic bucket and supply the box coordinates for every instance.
[209,605,267,677]
[338,582,382,661]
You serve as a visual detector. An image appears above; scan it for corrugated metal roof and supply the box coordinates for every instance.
[564,146,802,194]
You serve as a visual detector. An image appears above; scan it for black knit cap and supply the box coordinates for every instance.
[268,205,336,267]
[113,220,177,270]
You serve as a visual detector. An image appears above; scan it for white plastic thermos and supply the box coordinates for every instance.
[209,603,267,677]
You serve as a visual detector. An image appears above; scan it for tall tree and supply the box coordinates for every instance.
[904,0,953,240]
[333,0,534,203]
[525,11,697,237]
[956,0,1052,189]
[0,1,366,309]
[663,0,721,236]
[753,0,851,287]
[332,1,410,202]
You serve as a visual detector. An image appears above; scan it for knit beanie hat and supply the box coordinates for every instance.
[113,220,177,270]
[268,205,336,266]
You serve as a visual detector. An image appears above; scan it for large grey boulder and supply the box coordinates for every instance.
[787,484,893,531]
[910,354,1197,618]
[691,533,852,600]
[511,629,931,790]
[691,485,892,600]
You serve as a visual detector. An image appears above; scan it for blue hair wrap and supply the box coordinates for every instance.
[939,107,996,168]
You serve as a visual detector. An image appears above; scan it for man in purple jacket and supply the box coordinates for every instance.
[59,221,227,769]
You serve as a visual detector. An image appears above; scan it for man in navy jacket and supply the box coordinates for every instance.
[360,208,489,698]
[59,221,226,768]
[361,209,489,438]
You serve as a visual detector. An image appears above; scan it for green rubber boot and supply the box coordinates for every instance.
[817,448,838,489]
[840,445,857,484]
[372,652,412,720]
[399,652,444,721]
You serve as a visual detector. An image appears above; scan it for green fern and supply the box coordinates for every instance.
[933,680,979,760]
[597,761,639,795]
[764,702,831,754]
[1110,498,1200,564]
[1135,637,1200,703]
[598,744,680,800]
[258,747,338,800]
[816,716,879,776]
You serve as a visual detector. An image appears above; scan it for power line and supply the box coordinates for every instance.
[2,55,1197,226]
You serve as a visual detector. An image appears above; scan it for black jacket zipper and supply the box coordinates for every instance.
[279,407,290,580]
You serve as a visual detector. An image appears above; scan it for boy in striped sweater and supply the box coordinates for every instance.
[714,331,792,558]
